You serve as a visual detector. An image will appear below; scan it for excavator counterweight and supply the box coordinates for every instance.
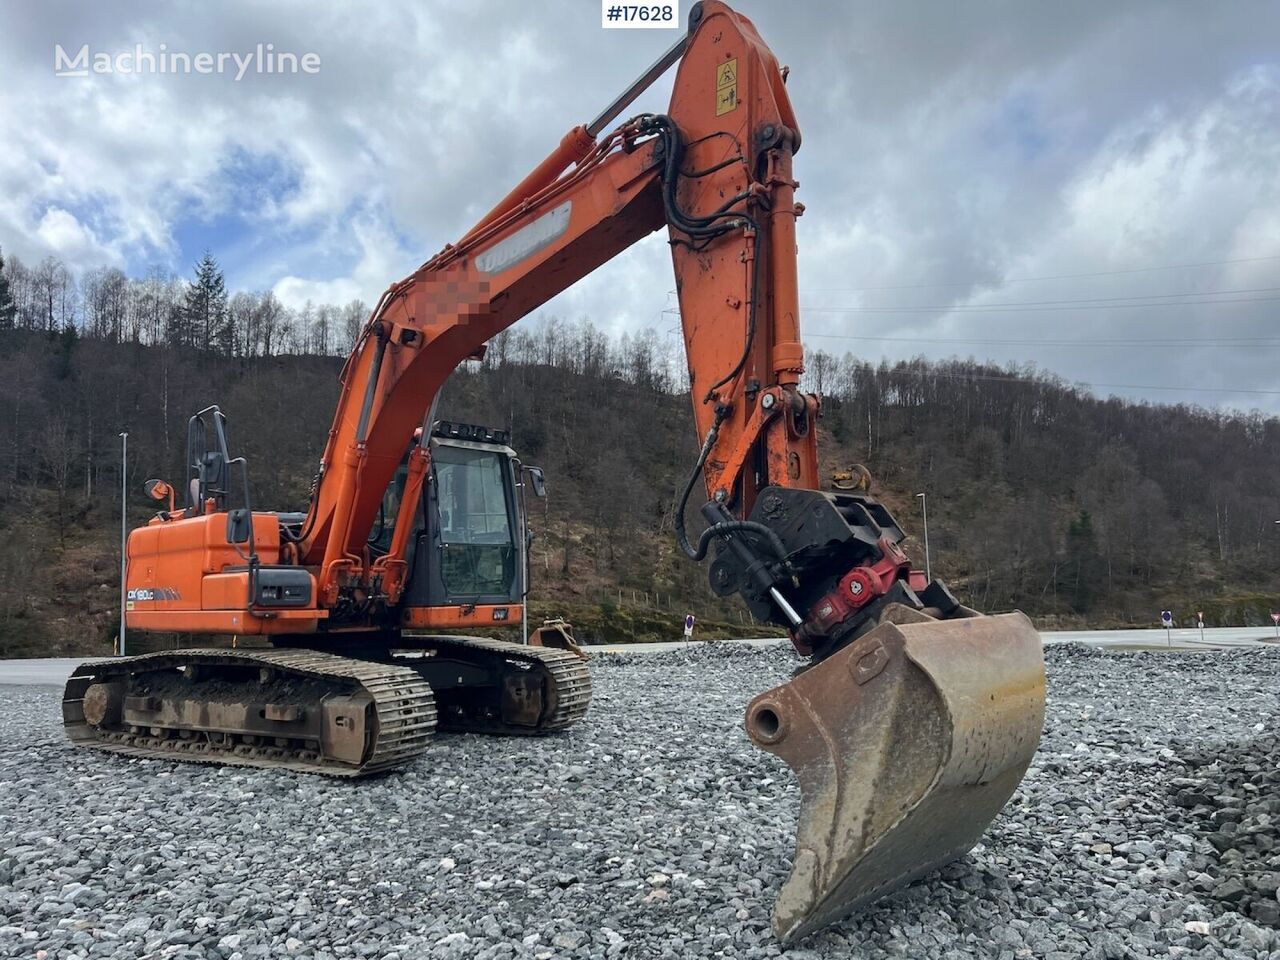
[64,0,1045,943]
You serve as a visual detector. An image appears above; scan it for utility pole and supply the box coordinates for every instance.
[119,432,128,656]
[916,492,931,582]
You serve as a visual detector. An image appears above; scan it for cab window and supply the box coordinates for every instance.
[432,445,515,597]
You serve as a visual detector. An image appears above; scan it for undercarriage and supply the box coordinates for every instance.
[62,636,591,776]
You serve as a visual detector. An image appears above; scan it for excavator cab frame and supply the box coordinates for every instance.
[402,424,526,614]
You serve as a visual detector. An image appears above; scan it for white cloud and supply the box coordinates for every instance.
[1,1,1278,408]
[271,213,411,310]
[35,207,105,264]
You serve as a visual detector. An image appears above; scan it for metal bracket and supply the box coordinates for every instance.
[706,389,782,499]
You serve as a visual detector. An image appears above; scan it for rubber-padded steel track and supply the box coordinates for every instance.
[62,648,437,777]
[396,635,592,734]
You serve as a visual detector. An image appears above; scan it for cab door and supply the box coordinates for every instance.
[402,438,523,609]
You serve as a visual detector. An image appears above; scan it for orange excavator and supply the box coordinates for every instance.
[62,2,1045,942]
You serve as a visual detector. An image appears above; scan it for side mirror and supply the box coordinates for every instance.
[226,508,253,545]
[525,466,547,498]
[144,478,176,513]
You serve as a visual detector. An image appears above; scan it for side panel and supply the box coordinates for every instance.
[126,513,319,634]
[401,603,520,630]
[127,513,281,613]
[126,608,323,635]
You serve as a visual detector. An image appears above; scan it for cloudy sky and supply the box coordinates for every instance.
[2,1,1278,410]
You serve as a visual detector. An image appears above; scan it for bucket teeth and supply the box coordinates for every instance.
[745,611,1045,943]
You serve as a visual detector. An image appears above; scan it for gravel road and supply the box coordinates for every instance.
[2,643,1279,960]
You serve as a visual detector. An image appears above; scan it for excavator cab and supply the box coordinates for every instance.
[401,421,526,614]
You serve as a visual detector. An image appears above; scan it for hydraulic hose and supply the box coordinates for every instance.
[672,408,790,568]
[686,519,789,564]
[673,412,723,559]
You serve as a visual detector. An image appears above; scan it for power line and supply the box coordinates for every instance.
[803,291,1280,315]
[829,367,1280,398]
[812,284,1280,310]
[805,254,1280,293]
[805,333,1280,349]
[801,334,1280,395]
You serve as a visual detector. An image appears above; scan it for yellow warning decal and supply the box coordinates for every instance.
[715,57,738,116]
[716,85,738,116]
[716,59,737,89]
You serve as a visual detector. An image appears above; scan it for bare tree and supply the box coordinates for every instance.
[33,256,76,331]
[340,299,367,349]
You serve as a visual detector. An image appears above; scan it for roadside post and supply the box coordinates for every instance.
[1272,612,1279,639]
[119,431,128,657]
[684,613,695,639]
[1197,611,1205,643]
[1161,610,1173,647]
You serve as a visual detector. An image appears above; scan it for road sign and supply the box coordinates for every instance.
[684,614,695,638]
[1160,610,1173,627]
[1272,612,1280,625]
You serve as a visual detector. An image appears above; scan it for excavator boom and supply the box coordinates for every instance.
[66,1,1045,943]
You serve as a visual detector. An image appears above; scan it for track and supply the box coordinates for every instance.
[61,637,592,777]
[390,635,593,735]
[62,648,437,777]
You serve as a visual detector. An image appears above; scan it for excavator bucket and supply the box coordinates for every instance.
[745,609,1044,943]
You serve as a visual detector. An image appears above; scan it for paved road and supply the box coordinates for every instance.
[1043,625,1280,651]
[593,626,1280,654]
[1,658,91,687]
[5,626,1277,687]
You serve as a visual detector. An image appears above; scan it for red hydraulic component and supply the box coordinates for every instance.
[796,538,919,647]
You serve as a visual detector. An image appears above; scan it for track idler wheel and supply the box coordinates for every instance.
[82,682,125,727]
[745,609,1045,943]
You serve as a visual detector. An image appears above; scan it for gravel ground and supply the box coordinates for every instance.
[2,643,1279,960]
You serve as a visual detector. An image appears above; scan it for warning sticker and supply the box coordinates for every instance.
[715,85,738,115]
[715,57,738,116]
[716,59,737,89]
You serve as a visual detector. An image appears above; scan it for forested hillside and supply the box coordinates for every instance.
[1,249,1278,656]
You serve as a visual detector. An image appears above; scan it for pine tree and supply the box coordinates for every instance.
[179,251,229,352]
[0,246,14,330]
[1065,510,1103,613]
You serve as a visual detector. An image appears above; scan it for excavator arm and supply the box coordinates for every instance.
[280,0,1044,941]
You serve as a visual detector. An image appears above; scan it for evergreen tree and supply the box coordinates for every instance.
[0,247,14,330]
[179,251,229,352]
[1065,510,1104,613]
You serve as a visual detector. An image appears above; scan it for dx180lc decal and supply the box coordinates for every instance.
[127,587,181,603]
